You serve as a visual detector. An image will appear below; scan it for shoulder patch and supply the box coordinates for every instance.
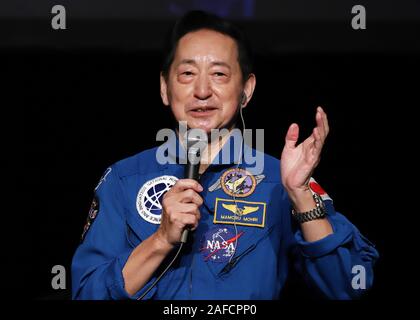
[81,196,100,242]
[309,177,332,202]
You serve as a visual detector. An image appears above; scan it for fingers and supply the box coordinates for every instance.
[178,212,199,230]
[285,107,329,150]
[161,178,203,237]
[315,106,329,142]
[179,189,204,206]
[312,127,323,157]
[319,106,329,135]
[170,179,203,193]
[179,203,201,221]
[166,179,203,206]
[167,203,200,230]
[284,123,299,149]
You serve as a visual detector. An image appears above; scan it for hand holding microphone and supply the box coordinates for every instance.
[157,179,203,246]
[157,132,204,246]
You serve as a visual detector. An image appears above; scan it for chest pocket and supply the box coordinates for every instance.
[124,209,159,248]
[126,222,142,248]
[200,223,277,279]
[199,170,285,279]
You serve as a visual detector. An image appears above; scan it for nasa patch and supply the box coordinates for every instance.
[200,227,244,263]
[136,175,178,224]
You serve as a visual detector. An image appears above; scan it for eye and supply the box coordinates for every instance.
[178,70,195,83]
[214,72,226,77]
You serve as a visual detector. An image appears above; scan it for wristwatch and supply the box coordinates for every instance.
[291,193,327,223]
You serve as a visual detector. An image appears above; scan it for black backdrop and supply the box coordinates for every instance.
[8,1,419,303]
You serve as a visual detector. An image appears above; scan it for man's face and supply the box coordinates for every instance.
[160,29,254,134]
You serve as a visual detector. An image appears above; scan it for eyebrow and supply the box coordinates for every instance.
[177,59,231,69]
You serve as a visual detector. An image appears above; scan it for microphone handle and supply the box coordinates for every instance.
[181,229,189,243]
[181,161,200,243]
[185,161,200,181]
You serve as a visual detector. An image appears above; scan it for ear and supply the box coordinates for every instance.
[160,72,170,106]
[241,73,256,108]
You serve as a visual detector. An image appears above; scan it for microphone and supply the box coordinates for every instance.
[181,132,204,243]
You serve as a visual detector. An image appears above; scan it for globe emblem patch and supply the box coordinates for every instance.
[136,175,178,224]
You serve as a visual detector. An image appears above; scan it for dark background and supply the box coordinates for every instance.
[7,0,419,301]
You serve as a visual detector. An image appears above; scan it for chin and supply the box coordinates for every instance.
[187,119,218,134]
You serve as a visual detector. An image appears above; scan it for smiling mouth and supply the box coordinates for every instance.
[190,107,218,112]
[188,107,218,117]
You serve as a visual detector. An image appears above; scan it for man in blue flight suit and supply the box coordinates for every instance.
[71,11,378,300]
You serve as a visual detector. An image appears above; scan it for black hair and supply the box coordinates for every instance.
[161,10,253,82]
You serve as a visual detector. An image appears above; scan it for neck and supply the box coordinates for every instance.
[177,125,236,175]
[199,130,232,174]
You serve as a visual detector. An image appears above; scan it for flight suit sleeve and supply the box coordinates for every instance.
[283,198,379,300]
[71,166,158,300]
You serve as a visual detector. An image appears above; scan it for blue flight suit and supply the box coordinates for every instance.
[71,132,379,300]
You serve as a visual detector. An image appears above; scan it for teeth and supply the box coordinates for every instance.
[193,107,215,112]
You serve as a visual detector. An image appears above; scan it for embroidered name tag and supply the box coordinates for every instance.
[214,198,266,228]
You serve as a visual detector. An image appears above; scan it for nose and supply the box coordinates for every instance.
[194,73,212,100]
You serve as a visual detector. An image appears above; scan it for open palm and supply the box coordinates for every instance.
[281,107,329,193]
